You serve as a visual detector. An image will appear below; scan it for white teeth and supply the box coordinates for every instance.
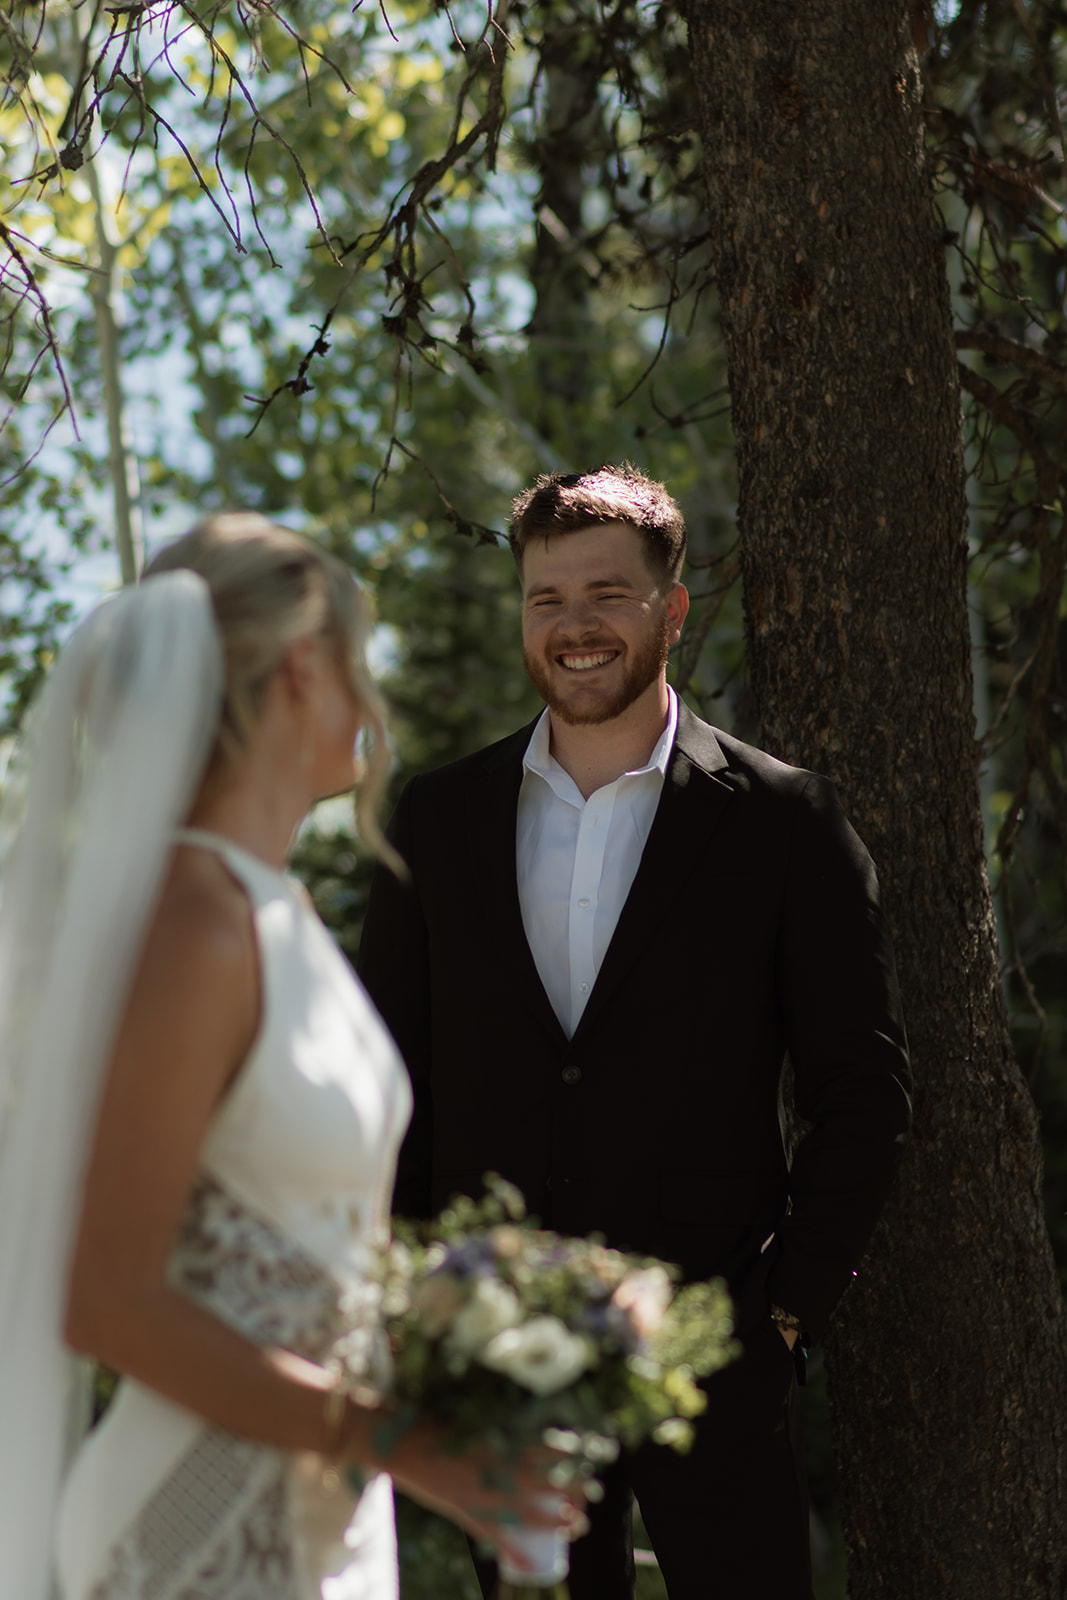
[560,651,617,671]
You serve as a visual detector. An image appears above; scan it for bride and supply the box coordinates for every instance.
[0,513,577,1600]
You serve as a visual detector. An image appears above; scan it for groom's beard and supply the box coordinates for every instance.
[522,610,670,726]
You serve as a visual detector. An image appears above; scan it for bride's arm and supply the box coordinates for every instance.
[63,855,577,1549]
[64,853,350,1457]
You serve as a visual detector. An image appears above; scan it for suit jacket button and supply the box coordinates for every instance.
[562,1065,582,1085]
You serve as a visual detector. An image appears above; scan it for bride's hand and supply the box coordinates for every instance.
[358,1416,588,1564]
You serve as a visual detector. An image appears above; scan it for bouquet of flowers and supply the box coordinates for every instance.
[331,1175,738,1597]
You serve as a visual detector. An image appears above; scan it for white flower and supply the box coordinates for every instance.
[481,1316,591,1395]
[447,1276,523,1355]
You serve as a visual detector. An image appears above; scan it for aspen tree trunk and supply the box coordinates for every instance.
[680,3,1067,1593]
[70,11,142,588]
[86,154,143,589]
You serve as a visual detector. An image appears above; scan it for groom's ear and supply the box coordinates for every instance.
[666,581,689,645]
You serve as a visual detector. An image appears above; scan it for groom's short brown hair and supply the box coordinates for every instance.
[509,463,687,584]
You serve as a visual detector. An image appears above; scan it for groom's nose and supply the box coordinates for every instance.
[555,597,604,637]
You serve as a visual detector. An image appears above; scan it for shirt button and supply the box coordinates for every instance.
[578,982,589,994]
[577,897,590,908]
[562,1065,582,1085]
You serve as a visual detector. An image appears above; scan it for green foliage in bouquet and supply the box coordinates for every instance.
[332,1175,739,1481]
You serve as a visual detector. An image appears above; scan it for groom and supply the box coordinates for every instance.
[358,464,911,1599]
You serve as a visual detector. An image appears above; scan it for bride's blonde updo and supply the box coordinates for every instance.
[145,512,394,860]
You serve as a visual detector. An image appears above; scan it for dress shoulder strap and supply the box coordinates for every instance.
[172,827,289,905]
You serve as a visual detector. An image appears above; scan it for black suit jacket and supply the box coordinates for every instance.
[358,702,911,1342]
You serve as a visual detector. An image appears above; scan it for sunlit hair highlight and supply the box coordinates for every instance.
[145,512,399,870]
[509,462,687,584]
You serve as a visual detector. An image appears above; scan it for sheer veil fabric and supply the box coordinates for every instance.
[0,573,223,1600]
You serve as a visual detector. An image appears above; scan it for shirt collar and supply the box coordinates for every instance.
[522,687,679,797]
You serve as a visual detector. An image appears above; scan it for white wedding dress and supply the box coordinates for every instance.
[55,829,412,1600]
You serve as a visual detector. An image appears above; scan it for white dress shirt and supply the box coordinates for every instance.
[516,689,679,1038]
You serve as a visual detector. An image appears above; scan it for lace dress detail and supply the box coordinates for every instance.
[86,1434,293,1600]
[86,1177,357,1600]
[169,1174,344,1361]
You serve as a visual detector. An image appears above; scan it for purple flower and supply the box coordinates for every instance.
[442,1239,497,1278]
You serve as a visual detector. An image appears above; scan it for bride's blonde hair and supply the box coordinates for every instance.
[145,512,397,864]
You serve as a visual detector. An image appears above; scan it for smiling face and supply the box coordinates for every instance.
[520,521,688,727]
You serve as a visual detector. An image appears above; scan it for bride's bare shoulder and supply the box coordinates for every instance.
[144,843,258,983]
[110,843,261,1085]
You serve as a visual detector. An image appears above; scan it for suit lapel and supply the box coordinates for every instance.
[474,721,570,1050]
[571,704,734,1045]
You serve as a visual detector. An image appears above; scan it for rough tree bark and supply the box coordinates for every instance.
[680,2,1067,1594]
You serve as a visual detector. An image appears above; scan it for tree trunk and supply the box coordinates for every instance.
[680,2,1067,1593]
[75,11,143,588]
[526,20,601,447]
[87,154,143,589]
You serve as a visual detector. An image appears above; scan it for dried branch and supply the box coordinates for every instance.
[0,0,362,460]
[956,328,1067,394]
[929,0,1067,1062]
[0,221,78,430]
[391,437,503,544]
[1011,0,1067,177]
[246,2,511,434]
[957,363,1055,485]
[673,553,739,696]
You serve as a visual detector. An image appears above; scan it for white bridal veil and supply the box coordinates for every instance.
[0,572,223,1600]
